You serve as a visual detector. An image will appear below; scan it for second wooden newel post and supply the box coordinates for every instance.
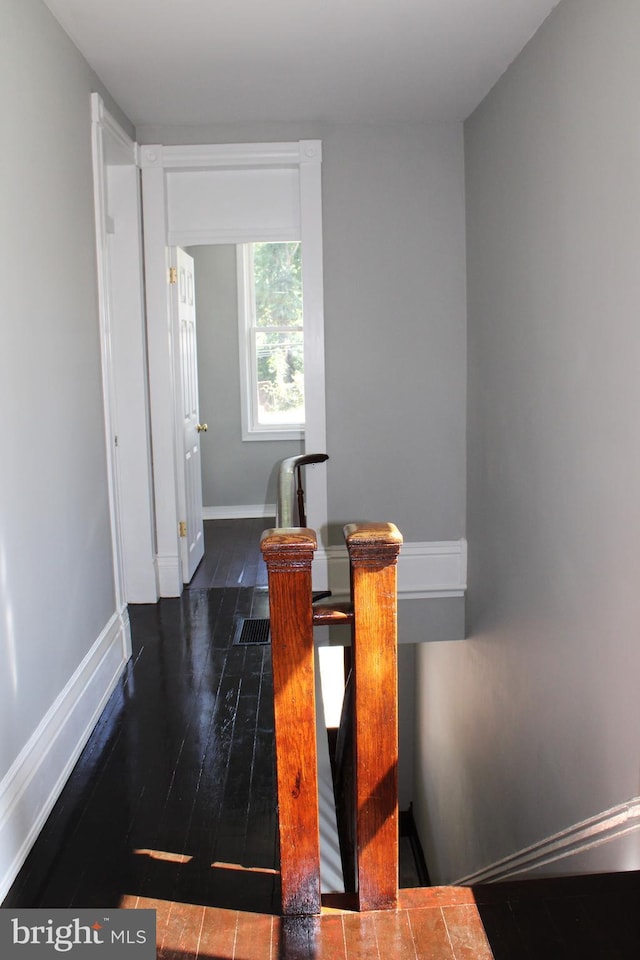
[346,522,403,912]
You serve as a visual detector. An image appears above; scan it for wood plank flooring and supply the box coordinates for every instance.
[187,517,270,590]
[5,520,279,914]
[123,887,493,960]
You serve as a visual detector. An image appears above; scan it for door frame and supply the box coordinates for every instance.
[140,141,328,596]
[91,94,158,619]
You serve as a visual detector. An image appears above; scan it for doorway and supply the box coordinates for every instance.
[140,141,328,596]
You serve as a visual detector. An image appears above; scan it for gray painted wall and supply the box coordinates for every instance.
[188,245,302,511]
[139,122,468,550]
[0,1,124,778]
[415,0,640,883]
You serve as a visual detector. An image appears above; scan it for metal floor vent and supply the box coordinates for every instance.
[233,617,271,645]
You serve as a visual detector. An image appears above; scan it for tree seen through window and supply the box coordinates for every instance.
[252,241,304,426]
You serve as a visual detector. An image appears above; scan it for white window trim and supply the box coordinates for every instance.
[237,243,305,442]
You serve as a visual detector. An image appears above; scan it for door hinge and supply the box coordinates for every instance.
[179,521,187,538]
[169,266,178,284]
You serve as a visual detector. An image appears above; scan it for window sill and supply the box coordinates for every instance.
[242,428,304,442]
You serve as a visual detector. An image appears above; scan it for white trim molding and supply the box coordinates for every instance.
[169,226,296,247]
[203,504,276,521]
[143,141,304,171]
[90,93,135,159]
[455,797,640,886]
[155,554,182,598]
[314,539,467,599]
[91,94,157,605]
[0,611,130,902]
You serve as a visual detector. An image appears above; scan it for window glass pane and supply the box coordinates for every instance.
[253,241,302,329]
[255,330,304,425]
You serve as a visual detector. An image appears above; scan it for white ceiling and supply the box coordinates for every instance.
[43,0,560,128]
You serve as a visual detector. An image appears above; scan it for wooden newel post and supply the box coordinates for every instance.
[260,528,321,916]
[345,522,403,912]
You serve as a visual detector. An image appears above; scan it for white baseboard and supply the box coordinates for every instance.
[455,797,640,885]
[314,539,467,598]
[155,554,182,597]
[203,504,276,520]
[0,610,130,902]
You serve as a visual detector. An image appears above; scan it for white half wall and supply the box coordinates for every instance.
[317,539,466,601]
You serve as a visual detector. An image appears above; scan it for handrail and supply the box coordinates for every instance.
[261,521,402,916]
[275,453,329,527]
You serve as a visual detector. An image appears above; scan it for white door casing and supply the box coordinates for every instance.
[141,141,328,597]
[172,248,205,582]
[91,94,157,618]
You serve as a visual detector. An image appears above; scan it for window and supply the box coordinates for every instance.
[237,241,305,440]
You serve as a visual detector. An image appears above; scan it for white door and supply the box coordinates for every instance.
[173,247,205,582]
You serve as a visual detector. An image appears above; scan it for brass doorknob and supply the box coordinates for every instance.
[197,423,208,433]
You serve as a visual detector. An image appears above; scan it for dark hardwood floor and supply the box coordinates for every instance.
[187,517,270,590]
[5,519,279,914]
[5,518,640,958]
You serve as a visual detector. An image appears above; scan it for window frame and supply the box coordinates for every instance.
[236,242,305,442]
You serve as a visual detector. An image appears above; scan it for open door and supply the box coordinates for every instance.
[172,247,205,582]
